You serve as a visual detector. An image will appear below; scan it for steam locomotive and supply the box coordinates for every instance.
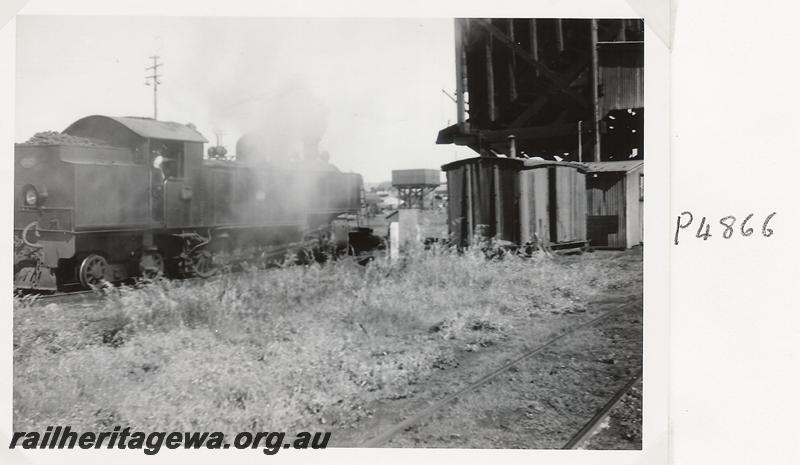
[14,115,365,291]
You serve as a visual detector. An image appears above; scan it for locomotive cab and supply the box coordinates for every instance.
[64,115,207,228]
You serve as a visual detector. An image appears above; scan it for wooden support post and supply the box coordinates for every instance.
[591,19,602,162]
[529,19,539,77]
[556,19,565,53]
[485,37,496,122]
[454,19,467,131]
[508,19,517,68]
[508,19,517,101]
[466,164,474,245]
[508,63,518,102]
[519,172,531,242]
[494,165,503,239]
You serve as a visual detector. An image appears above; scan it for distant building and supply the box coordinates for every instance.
[379,195,402,209]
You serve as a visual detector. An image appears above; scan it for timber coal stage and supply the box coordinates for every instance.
[437,18,644,163]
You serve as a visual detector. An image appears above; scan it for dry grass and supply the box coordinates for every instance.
[13,246,641,434]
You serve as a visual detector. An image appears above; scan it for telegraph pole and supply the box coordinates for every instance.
[145,55,162,120]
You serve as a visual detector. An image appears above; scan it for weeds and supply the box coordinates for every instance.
[14,246,640,434]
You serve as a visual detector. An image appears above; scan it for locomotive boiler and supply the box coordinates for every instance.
[14,115,364,291]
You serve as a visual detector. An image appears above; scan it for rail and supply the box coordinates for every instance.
[362,303,638,447]
[562,369,643,449]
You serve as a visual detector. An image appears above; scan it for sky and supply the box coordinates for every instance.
[15,16,476,182]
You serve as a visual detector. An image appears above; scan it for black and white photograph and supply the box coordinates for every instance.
[8,12,650,458]
[13,1,800,465]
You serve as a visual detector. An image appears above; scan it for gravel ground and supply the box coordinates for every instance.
[331,286,643,448]
[580,377,643,449]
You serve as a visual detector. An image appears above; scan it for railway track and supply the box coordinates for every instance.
[17,289,99,306]
[362,302,642,448]
[562,369,643,449]
[16,271,247,307]
[16,249,378,307]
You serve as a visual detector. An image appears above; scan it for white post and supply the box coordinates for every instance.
[389,222,400,260]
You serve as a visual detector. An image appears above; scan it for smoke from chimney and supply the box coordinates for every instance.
[234,78,329,166]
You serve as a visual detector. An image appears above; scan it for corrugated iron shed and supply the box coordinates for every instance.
[65,115,208,143]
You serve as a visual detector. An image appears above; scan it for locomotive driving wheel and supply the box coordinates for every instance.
[190,249,218,278]
[78,254,108,289]
[139,252,164,279]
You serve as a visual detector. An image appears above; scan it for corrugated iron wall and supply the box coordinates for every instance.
[519,165,587,246]
[599,43,644,116]
[446,167,463,242]
[444,158,521,246]
[554,166,588,243]
[445,158,587,248]
[624,167,644,247]
[519,168,549,244]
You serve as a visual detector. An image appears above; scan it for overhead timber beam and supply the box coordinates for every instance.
[455,122,592,145]
[508,56,591,128]
[473,19,589,111]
